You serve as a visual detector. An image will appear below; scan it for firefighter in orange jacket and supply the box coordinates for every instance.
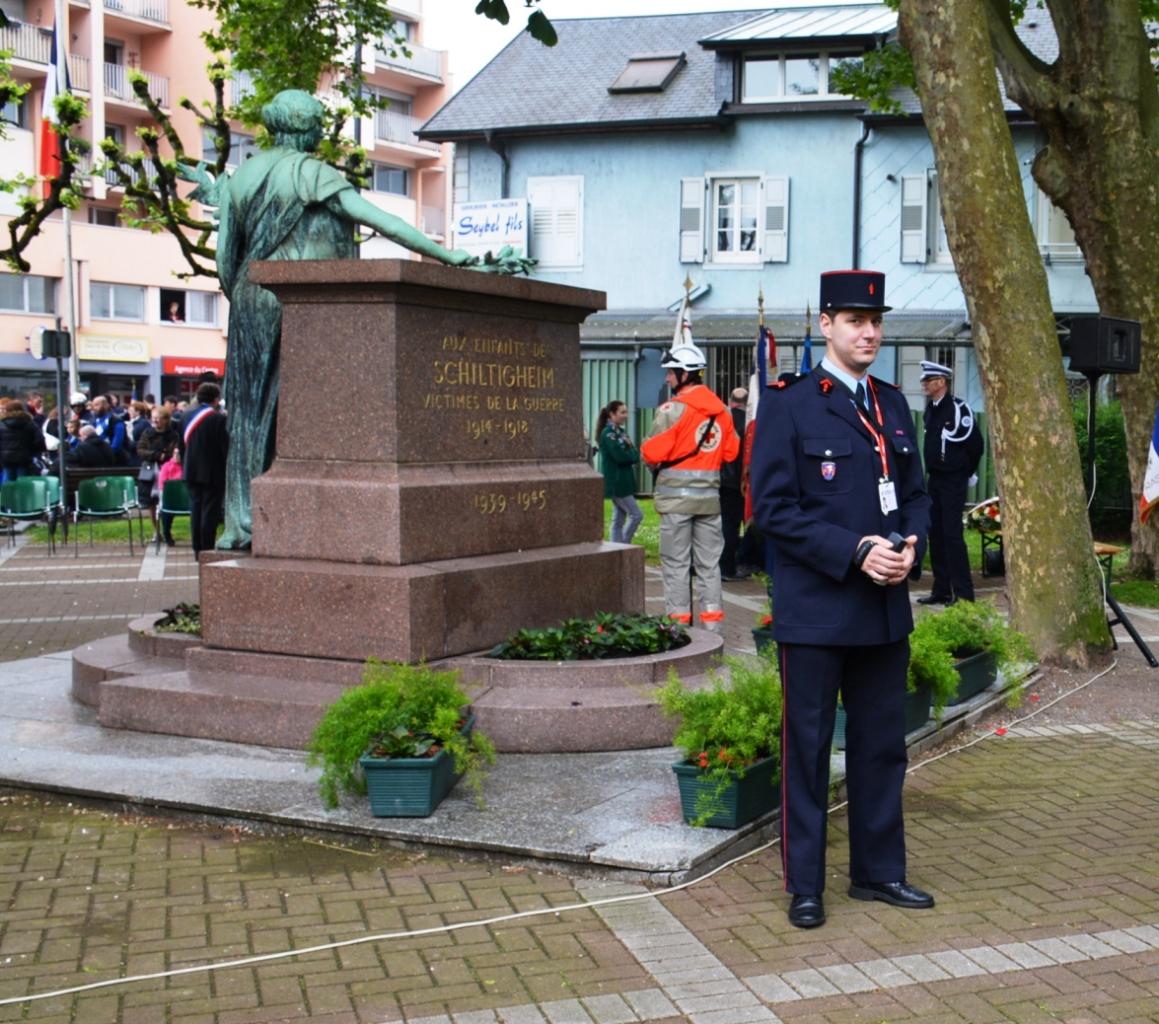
[641,340,740,632]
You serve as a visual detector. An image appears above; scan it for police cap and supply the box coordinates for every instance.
[819,269,892,313]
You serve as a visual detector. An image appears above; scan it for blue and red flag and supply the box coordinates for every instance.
[1139,402,1159,525]
[799,305,813,374]
[38,23,71,199]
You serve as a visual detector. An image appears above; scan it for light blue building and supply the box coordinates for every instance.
[422,3,1095,472]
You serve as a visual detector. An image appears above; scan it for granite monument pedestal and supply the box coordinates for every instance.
[74,262,718,752]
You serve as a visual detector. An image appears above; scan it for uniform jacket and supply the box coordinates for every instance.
[923,394,983,477]
[180,407,229,490]
[599,423,639,498]
[750,369,930,646]
[719,407,746,492]
[0,408,46,468]
[642,384,740,515]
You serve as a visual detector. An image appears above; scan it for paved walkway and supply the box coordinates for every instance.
[1,534,1158,1023]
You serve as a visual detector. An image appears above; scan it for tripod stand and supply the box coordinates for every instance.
[1083,371,1158,667]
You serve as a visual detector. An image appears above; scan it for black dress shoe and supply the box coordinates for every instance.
[788,893,826,928]
[849,880,935,909]
[916,594,951,606]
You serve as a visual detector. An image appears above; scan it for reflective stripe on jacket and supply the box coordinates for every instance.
[642,384,740,515]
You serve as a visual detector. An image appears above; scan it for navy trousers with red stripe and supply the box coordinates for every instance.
[778,640,909,895]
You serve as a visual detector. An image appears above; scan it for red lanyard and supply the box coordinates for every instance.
[852,378,891,480]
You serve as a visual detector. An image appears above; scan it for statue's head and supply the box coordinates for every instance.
[262,90,325,153]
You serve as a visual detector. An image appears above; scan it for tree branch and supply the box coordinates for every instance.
[981,0,1059,121]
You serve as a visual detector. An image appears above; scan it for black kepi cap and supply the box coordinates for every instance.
[819,269,891,313]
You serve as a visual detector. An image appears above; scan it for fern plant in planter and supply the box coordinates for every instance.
[658,655,782,828]
[307,661,496,817]
[909,599,1034,721]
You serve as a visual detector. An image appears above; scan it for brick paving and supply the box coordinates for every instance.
[2,537,1159,1022]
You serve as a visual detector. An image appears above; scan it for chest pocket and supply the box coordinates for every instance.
[890,434,916,471]
[801,437,853,495]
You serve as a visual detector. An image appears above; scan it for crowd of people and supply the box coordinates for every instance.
[0,382,230,554]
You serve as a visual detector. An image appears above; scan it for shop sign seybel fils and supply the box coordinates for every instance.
[451,199,528,259]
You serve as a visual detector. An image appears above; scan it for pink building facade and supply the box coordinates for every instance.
[0,0,452,405]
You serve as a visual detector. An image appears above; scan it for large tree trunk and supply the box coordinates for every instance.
[900,0,1109,663]
[986,0,1159,575]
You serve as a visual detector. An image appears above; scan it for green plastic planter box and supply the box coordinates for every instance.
[751,627,775,655]
[947,650,998,705]
[904,683,932,733]
[672,755,780,828]
[359,715,473,818]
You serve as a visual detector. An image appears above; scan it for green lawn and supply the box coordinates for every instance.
[23,514,192,546]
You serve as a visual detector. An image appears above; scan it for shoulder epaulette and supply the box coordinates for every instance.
[870,375,901,390]
[769,375,804,392]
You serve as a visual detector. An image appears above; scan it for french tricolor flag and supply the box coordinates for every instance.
[39,24,70,199]
[1139,402,1159,525]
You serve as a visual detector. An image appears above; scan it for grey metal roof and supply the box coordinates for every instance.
[581,309,970,345]
[700,4,897,45]
[421,11,755,139]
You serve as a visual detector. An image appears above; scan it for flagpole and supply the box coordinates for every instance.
[53,0,79,396]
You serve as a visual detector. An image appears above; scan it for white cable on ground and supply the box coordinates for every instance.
[0,654,1123,1007]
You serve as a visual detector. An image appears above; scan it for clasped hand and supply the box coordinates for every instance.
[857,534,917,585]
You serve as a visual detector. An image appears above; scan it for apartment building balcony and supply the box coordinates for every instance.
[0,20,51,68]
[104,63,169,109]
[421,204,445,238]
[229,69,256,106]
[102,0,171,32]
[69,54,91,91]
[374,109,440,153]
[375,40,443,82]
[0,22,90,92]
[103,158,152,190]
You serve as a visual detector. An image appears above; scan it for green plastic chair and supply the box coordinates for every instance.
[74,476,136,556]
[107,473,147,545]
[155,479,191,553]
[1,477,56,554]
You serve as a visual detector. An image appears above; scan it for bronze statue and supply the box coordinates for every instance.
[179,89,532,550]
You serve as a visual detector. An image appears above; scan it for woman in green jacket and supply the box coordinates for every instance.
[597,400,643,543]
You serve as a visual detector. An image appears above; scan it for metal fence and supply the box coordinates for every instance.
[374,109,439,151]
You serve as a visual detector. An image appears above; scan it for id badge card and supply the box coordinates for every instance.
[878,478,898,514]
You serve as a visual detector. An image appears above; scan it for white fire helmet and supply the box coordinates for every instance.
[660,342,707,372]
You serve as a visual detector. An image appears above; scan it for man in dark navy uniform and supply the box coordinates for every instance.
[918,360,984,605]
[750,270,933,929]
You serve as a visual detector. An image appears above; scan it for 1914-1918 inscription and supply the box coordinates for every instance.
[421,334,570,449]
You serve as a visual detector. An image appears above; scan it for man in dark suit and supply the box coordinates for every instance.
[750,270,933,930]
[179,382,229,556]
[67,425,117,468]
[719,387,749,580]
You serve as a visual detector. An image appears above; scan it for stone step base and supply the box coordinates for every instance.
[472,674,710,753]
[97,669,348,749]
[72,633,186,708]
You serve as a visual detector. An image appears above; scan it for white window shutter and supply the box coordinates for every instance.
[528,176,582,268]
[761,175,789,263]
[900,174,928,263]
[679,177,706,263]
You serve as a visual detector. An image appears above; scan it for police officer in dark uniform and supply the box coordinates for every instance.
[750,270,934,929]
[918,360,984,605]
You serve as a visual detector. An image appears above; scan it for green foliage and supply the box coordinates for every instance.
[657,655,782,826]
[828,42,916,115]
[154,603,201,635]
[306,661,495,810]
[475,0,558,44]
[1071,397,1131,538]
[909,599,1035,717]
[490,611,689,661]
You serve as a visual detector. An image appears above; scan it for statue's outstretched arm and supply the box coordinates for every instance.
[335,191,537,275]
[336,190,479,267]
[176,160,224,208]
